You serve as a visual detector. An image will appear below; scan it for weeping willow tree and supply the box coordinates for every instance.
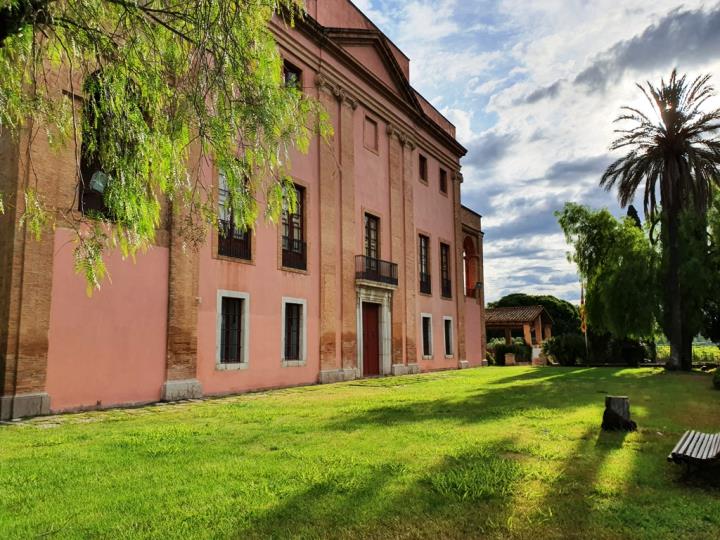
[0,0,330,290]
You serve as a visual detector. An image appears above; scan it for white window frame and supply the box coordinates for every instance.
[281,297,307,367]
[216,290,250,370]
[421,313,433,359]
[443,316,454,358]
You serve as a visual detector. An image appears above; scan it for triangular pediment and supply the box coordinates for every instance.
[324,29,421,112]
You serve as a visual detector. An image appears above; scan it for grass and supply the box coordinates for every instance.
[1,367,720,539]
[656,344,720,364]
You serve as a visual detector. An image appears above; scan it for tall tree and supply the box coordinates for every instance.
[0,0,329,289]
[557,203,657,342]
[601,70,720,369]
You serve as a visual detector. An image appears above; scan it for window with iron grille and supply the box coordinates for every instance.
[220,296,245,364]
[419,154,428,182]
[218,171,251,260]
[440,242,452,298]
[439,168,448,194]
[419,234,431,294]
[283,302,303,361]
[283,60,302,89]
[282,185,306,270]
[422,315,433,357]
[444,318,453,357]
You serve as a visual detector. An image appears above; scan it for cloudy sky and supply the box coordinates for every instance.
[351,0,720,303]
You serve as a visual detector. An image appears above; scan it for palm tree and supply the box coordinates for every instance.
[601,70,720,370]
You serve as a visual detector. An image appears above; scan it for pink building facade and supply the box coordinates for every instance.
[0,0,486,418]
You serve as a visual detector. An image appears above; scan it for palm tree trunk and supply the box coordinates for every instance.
[666,212,683,370]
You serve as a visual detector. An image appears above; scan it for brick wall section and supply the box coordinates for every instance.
[318,88,340,372]
[388,130,405,365]
[402,138,417,363]
[0,132,20,396]
[164,143,201,384]
[340,98,357,370]
[453,175,466,362]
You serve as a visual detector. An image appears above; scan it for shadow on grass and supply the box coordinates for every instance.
[325,367,665,432]
[235,438,525,539]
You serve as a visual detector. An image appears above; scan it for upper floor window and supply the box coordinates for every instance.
[419,154,428,183]
[282,185,306,270]
[440,242,452,298]
[79,74,112,217]
[364,213,380,260]
[439,168,448,194]
[218,171,251,261]
[419,234,431,294]
[283,60,302,89]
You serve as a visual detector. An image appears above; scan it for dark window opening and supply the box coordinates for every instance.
[283,60,302,89]
[440,242,452,298]
[220,297,245,364]
[284,302,303,361]
[419,234,431,294]
[218,172,252,260]
[422,316,432,357]
[282,185,306,270]
[440,168,448,193]
[444,319,453,356]
[79,75,112,218]
[419,154,428,182]
[364,213,380,260]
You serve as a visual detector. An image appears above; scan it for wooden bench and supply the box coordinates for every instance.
[667,430,720,465]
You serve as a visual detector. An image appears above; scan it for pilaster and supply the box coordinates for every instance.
[388,126,405,365]
[453,172,467,363]
[401,131,417,364]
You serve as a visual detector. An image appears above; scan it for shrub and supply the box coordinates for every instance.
[543,334,586,366]
[488,339,531,365]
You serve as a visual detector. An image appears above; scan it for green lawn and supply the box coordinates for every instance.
[2,367,720,539]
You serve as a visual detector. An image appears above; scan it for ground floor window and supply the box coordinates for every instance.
[282,298,307,365]
[217,291,250,367]
[421,314,433,358]
[444,317,454,357]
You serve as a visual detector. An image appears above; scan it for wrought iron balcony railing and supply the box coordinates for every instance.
[218,219,252,260]
[419,272,431,295]
[441,278,452,298]
[282,237,307,270]
[355,255,398,286]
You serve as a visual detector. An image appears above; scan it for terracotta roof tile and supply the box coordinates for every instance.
[485,305,548,324]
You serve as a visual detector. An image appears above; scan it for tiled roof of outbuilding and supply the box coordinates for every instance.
[485,305,551,324]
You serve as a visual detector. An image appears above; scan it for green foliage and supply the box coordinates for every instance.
[542,334,586,366]
[657,344,720,365]
[0,0,330,291]
[488,338,531,365]
[557,203,657,340]
[490,293,580,336]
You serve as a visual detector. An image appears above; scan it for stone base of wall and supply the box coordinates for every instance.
[318,369,358,384]
[391,363,421,375]
[161,379,203,401]
[458,360,470,369]
[0,392,51,420]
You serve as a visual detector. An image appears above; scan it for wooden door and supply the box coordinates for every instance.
[362,303,380,377]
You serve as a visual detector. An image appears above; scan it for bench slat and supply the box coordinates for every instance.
[675,430,695,455]
[697,434,712,460]
[669,431,720,464]
[671,431,691,457]
[687,432,706,459]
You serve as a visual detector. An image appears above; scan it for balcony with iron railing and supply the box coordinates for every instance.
[419,272,431,295]
[441,278,452,299]
[355,255,398,287]
[218,219,252,260]
[282,236,307,270]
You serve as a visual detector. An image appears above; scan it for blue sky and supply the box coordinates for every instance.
[351,0,720,303]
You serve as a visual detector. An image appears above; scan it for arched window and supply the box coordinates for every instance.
[463,236,477,297]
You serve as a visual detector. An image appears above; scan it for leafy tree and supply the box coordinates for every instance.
[600,70,720,369]
[489,292,580,336]
[0,0,329,289]
[557,203,657,342]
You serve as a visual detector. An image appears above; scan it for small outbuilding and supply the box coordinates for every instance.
[485,305,553,347]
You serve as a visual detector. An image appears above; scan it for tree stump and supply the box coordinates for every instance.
[601,396,637,431]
